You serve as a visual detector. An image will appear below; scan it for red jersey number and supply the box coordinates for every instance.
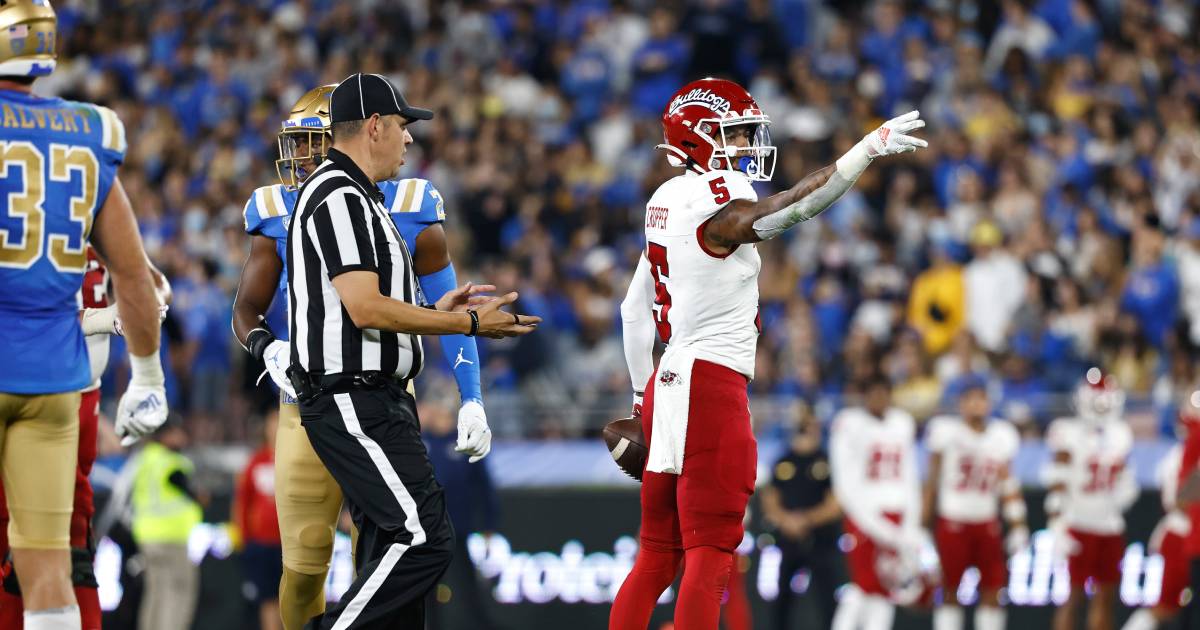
[867,445,903,481]
[1083,459,1123,493]
[647,243,672,343]
[709,177,731,205]
[953,457,999,493]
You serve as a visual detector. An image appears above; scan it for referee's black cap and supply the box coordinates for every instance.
[330,73,433,124]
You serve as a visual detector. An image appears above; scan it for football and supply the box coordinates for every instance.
[603,417,648,482]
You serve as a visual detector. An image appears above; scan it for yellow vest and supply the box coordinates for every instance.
[131,442,202,545]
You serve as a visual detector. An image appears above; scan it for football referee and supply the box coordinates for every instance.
[286,73,538,630]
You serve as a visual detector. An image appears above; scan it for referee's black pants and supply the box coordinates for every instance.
[300,380,454,630]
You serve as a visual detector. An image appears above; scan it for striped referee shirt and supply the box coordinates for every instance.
[287,148,424,379]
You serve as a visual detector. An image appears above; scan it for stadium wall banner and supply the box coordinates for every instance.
[96,489,1168,629]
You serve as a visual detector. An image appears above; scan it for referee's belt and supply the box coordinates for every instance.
[287,367,410,402]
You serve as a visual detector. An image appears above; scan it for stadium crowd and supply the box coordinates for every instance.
[41,0,1200,441]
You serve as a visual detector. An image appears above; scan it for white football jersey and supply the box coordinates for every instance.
[830,406,920,516]
[926,416,1020,523]
[1046,417,1134,534]
[642,169,761,378]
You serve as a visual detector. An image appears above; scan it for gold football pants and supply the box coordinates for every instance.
[0,392,79,550]
[275,397,343,629]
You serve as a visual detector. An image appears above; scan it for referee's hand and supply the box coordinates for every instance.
[475,292,540,338]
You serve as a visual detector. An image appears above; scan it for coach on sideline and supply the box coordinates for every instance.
[285,72,539,629]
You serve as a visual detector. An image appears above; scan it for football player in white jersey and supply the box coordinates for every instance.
[828,376,923,630]
[612,78,927,630]
[1045,369,1137,630]
[923,375,1026,630]
[1121,419,1189,630]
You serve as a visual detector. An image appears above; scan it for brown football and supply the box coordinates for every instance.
[603,416,647,482]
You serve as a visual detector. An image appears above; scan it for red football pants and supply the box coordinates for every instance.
[610,360,756,630]
[0,387,101,629]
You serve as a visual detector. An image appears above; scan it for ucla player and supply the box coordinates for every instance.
[231,85,489,630]
[0,3,168,630]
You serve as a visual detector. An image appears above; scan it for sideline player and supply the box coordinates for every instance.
[1121,415,1189,630]
[0,248,168,629]
[829,376,923,630]
[923,376,1027,630]
[614,76,926,630]
[231,84,489,630]
[0,2,168,629]
[1046,369,1137,630]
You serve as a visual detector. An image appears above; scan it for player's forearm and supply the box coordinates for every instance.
[621,257,656,391]
[112,272,161,357]
[420,263,483,402]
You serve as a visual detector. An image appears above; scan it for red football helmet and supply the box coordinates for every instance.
[658,78,776,181]
[1074,367,1125,423]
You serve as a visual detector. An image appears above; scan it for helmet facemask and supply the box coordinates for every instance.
[275,128,329,189]
[698,114,776,182]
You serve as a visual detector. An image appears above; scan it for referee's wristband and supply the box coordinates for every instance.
[465,310,479,337]
[246,327,275,362]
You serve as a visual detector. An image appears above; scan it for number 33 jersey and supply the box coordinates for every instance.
[0,89,125,394]
[926,416,1020,523]
[642,169,761,379]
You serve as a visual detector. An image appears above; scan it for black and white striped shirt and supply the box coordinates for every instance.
[287,148,423,379]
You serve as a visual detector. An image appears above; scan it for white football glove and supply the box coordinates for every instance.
[1005,525,1031,555]
[256,340,296,399]
[455,400,492,463]
[861,110,928,158]
[115,354,169,446]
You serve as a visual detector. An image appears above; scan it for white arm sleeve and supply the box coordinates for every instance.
[751,143,872,241]
[830,414,903,547]
[621,255,656,393]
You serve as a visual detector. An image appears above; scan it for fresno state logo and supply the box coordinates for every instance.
[667,88,731,117]
[658,370,684,388]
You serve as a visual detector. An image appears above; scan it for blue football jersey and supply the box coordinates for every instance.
[0,89,126,394]
[242,177,446,340]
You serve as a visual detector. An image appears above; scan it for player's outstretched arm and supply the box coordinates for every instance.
[703,111,927,252]
[620,255,655,414]
[91,177,168,445]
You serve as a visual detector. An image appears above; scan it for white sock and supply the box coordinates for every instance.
[832,584,865,630]
[862,594,896,630]
[934,605,964,630]
[1121,609,1159,630]
[975,605,1006,630]
[24,606,81,630]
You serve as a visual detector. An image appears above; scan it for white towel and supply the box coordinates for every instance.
[646,346,696,475]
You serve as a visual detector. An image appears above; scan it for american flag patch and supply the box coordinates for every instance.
[8,25,28,38]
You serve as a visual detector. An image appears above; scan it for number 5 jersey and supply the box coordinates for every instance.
[641,168,761,379]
